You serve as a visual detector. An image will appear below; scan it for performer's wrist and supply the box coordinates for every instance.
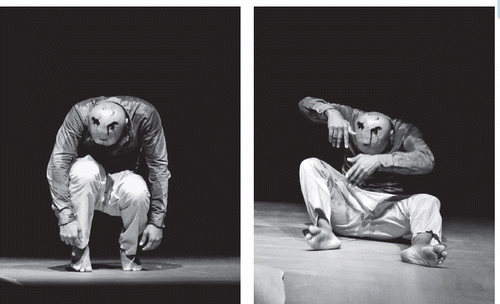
[323,108,340,119]
[147,219,165,229]
[377,154,394,167]
[57,208,76,226]
[58,214,76,226]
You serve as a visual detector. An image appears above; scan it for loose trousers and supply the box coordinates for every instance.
[299,158,442,245]
[69,155,150,255]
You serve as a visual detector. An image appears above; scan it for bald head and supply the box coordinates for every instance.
[353,112,393,155]
[89,102,128,146]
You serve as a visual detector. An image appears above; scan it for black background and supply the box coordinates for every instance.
[255,7,494,219]
[0,7,240,258]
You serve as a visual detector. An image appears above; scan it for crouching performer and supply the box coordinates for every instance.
[299,97,447,267]
[47,96,170,271]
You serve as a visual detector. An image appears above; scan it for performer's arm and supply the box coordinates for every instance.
[298,97,358,148]
[298,96,361,123]
[377,124,435,175]
[141,107,171,229]
[138,106,170,251]
[47,106,84,226]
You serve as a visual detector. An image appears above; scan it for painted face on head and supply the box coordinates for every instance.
[353,112,392,155]
[88,102,127,146]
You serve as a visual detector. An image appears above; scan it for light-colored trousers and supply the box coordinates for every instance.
[69,155,150,255]
[299,158,442,245]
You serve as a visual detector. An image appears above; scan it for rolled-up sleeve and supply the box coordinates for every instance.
[141,108,170,228]
[47,106,84,225]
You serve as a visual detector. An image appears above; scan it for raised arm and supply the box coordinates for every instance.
[47,106,84,225]
[298,97,358,148]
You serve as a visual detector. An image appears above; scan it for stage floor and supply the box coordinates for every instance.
[255,201,494,304]
[0,255,240,303]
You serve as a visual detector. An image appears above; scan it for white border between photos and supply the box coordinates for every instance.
[241,5,254,304]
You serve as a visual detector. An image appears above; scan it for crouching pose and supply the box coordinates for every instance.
[47,96,170,271]
[299,97,447,267]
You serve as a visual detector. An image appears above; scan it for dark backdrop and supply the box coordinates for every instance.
[255,7,494,219]
[0,7,240,258]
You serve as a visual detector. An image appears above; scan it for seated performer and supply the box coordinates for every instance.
[298,96,447,267]
[47,96,170,271]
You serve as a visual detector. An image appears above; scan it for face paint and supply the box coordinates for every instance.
[91,117,100,126]
[353,112,392,155]
[106,121,119,135]
[88,102,127,146]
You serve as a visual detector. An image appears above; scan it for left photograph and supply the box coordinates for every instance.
[0,7,240,303]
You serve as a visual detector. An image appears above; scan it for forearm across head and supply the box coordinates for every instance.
[299,97,340,123]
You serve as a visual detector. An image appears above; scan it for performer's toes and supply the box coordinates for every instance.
[401,244,447,267]
[120,249,142,271]
[433,244,446,255]
[70,246,92,272]
[304,225,321,241]
[308,225,322,235]
[304,225,341,250]
[433,244,447,265]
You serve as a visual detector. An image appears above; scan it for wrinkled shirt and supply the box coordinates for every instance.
[47,96,170,228]
[298,96,435,194]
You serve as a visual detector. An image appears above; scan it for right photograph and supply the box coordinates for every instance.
[254,7,494,304]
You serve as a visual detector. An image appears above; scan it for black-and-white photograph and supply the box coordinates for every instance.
[0,7,240,303]
[254,7,494,303]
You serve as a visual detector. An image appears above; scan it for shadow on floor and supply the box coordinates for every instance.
[47,261,182,272]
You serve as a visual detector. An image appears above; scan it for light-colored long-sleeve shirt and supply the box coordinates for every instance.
[47,96,170,228]
[299,96,435,194]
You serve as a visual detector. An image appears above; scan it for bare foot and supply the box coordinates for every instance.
[400,244,447,267]
[120,249,142,271]
[304,225,341,250]
[70,246,92,272]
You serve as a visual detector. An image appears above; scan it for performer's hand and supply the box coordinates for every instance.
[346,154,381,186]
[140,224,163,251]
[325,109,356,148]
[59,221,82,246]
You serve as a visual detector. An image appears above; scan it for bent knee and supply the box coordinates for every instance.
[299,157,323,173]
[118,175,150,203]
[124,187,150,203]
[412,194,441,210]
[69,157,103,183]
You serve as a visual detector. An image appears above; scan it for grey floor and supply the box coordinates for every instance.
[255,201,494,304]
[0,256,240,303]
